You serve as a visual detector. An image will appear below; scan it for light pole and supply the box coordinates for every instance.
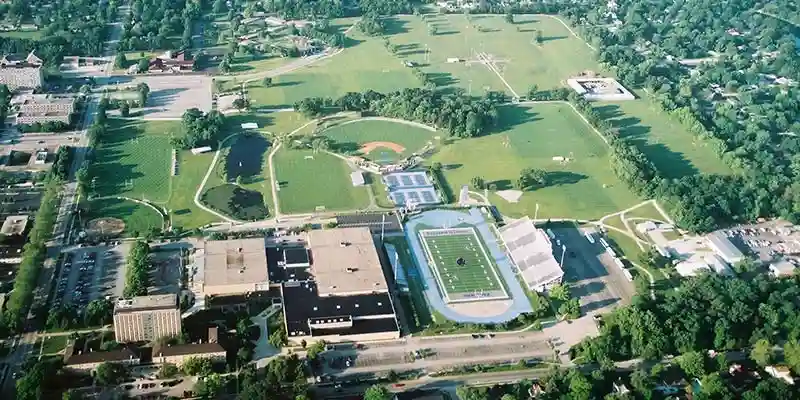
[560,244,566,269]
[534,203,539,222]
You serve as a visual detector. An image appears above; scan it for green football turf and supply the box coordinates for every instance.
[420,228,504,297]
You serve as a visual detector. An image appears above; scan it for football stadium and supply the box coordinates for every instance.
[418,228,508,303]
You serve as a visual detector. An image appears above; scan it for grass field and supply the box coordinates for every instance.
[419,228,506,301]
[0,30,43,40]
[240,25,420,107]
[39,335,68,355]
[273,148,370,214]
[430,103,640,220]
[321,119,437,161]
[167,150,218,229]
[92,119,177,203]
[86,198,164,236]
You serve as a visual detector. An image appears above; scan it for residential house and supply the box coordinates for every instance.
[148,50,194,72]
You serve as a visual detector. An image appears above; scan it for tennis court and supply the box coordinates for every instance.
[419,228,508,303]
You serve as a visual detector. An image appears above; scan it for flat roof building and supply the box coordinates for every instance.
[769,260,796,278]
[0,215,28,235]
[14,94,75,125]
[707,232,744,265]
[282,247,310,267]
[113,294,181,343]
[197,238,269,295]
[336,212,403,234]
[282,281,399,343]
[499,217,564,292]
[307,228,387,297]
[281,227,399,343]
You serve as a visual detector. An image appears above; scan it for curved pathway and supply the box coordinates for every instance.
[333,116,438,132]
[91,195,168,230]
[193,133,245,224]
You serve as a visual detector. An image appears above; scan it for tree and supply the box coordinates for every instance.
[137,83,150,107]
[219,57,231,73]
[364,385,392,400]
[558,298,581,319]
[269,327,287,348]
[181,356,213,376]
[262,76,273,87]
[751,339,774,367]
[677,351,706,378]
[505,12,514,24]
[517,168,547,190]
[784,340,800,373]
[527,84,539,100]
[119,102,130,117]
[232,97,250,110]
[470,176,486,190]
[534,30,543,45]
[114,51,128,69]
[194,373,224,398]
[237,346,253,365]
[157,363,179,379]
[548,283,570,301]
[136,58,149,74]
[94,362,128,386]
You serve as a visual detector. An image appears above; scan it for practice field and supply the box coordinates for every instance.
[167,150,218,229]
[272,148,370,214]
[86,198,164,237]
[419,228,508,303]
[240,23,420,108]
[429,103,640,220]
[92,119,176,203]
[321,119,437,162]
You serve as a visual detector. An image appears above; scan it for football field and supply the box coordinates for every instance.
[419,228,508,303]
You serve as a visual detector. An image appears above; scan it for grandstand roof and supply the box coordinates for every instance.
[499,217,563,290]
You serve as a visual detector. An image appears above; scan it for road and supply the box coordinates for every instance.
[0,3,130,397]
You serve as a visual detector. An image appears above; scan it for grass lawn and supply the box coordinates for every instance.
[273,148,370,214]
[240,27,420,108]
[0,30,43,40]
[92,119,177,203]
[430,103,640,220]
[624,201,669,222]
[367,172,394,208]
[387,14,597,95]
[321,119,438,160]
[86,198,164,236]
[40,335,68,355]
[114,51,158,72]
[596,101,732,178]
[167,150,218,229]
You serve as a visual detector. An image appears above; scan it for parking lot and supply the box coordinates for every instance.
[553,226,634,314]
[106,74,212,119]
[720,221,800,264]
[148,244,183,295]
[53,243,129,309]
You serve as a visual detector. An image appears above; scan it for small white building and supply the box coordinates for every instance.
[350,171,365,186]
[769,260,796,278]
[765,365,795,385]
[675,260,711,277]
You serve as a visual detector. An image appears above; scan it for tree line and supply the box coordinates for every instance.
[123,240,150,297]
[294,88,501,138]
[1,178,61,334]
[119,0,201,51]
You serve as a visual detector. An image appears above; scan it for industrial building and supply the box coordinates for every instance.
[498,217,564,292]
[113,294,182,343]
[281,227,400,343]
[707,231,745,265]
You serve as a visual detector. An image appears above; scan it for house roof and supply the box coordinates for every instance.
[64,346,140,366]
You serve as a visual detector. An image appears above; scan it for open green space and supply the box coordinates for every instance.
[420,228,504,297]
[430,103,640,220]
[167,150,218,229]
[92,119,176,203]
[235,26,420,108]
[596,101,732,178]
[0,30,43,40]
[201,183,269,221]
[86,198,164,237]
[273,148,370,214]
[40,335,68,355]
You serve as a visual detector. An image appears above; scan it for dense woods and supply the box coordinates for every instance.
[0,0,116,63]
[119,0,201,50]
[294,88,501,138]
